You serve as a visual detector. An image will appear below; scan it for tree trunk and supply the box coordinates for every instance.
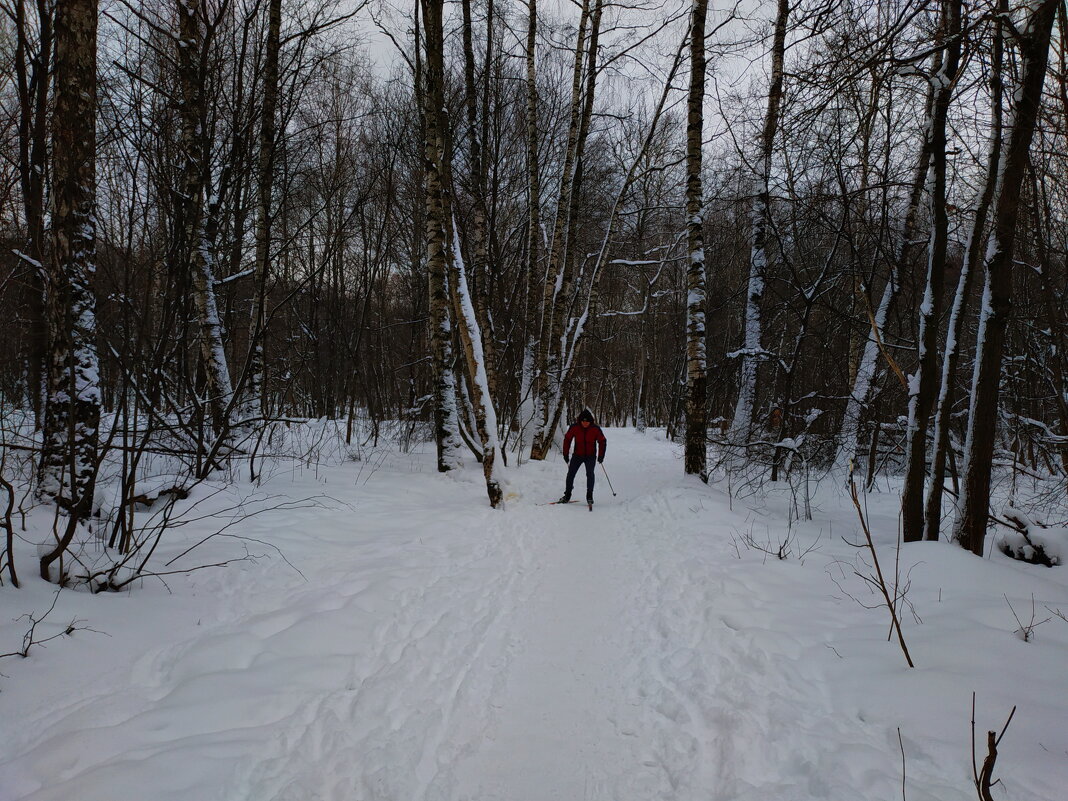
[901,0,962,542]
[420,0,464,473]
[923,0,1004,541]
[13,0,53,428]
[449,218,504,506]
[177,0,233,436]
[684,0,708,479]
[730,0,788,453]
[423,0,502,504]
[38,0,100,578]
[529,0,598,460]
[835,62,940,476]
[953,0,1059,555]
[534,42,687,447]
[461,0,500,415]
[245,0,282,421]
[518,0,542,455]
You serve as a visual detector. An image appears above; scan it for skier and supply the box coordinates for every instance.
[559,409,607,507]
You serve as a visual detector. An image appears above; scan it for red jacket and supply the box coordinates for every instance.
[563,423,606,460]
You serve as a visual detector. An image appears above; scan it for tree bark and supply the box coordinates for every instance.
[953,0,1059,555]
[419,0,464,473]
[901,0,962,542]
[730,0,788,453]
[529,0,600,460]
[13,0,53,427]
[38,0,100,576]
[684,0,709,479]
[245,0,282,421]
[176,0,234,436]
[519,0,542,454]
[923,0,1003,541]
[460,0,500,413]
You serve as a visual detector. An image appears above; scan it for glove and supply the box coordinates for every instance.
[564,454,570,464]
[598,457,603,464]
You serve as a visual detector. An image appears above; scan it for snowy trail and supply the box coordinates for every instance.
[449,498,654,800]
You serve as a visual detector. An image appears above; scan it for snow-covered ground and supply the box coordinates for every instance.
[1,428,1066,800]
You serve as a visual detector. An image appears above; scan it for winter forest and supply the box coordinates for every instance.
[1,0,1068,798]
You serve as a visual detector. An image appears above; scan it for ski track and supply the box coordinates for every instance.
[3,430,1061,800]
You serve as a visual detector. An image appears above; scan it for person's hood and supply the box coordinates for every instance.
[576,409,596,425]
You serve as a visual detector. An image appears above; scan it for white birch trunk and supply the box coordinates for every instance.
[178,0,233,435]
[421,0,467,474]
[451,218,504,506]
[729,0,788,459]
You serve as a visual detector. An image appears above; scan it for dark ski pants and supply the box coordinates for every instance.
[565,455,597,500]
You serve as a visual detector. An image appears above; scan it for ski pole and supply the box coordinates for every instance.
[600,462,617,496]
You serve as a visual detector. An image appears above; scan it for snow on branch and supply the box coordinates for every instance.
[997,508,1065,567]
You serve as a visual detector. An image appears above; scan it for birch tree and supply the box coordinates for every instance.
[529,0,601,461]
[518,0,541,454]
[417,0,464,473]
[37,0,100,576]
[460,0,499,407]
[684,0,708,479]
[245,0,282,421]
[534,40,689,449]
[421,0,503,505]
[729,0,788,455]
[176,0,234,436]
[834,62,939,476]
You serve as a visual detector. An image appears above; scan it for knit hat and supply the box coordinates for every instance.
[577,409,594,423]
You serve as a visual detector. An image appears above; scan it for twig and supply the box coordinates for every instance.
[849,478,915,667]
[898,727,907,801]
[107,554,263,590]
[0,590,104,659]
[1005,593,1051,642]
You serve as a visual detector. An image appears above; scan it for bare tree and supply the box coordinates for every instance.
[923,0,1005,542]
[953,0,1059,555]
[518,0,541,454]
[729,0,789,454]
[4,0,52,425]
[901,0,963,543]
[684,0,708,479]
[529,0,601,461]
[419,0,464,473]
[175,0,234,436]
[244,0,282,421]
[37,0,99,579]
